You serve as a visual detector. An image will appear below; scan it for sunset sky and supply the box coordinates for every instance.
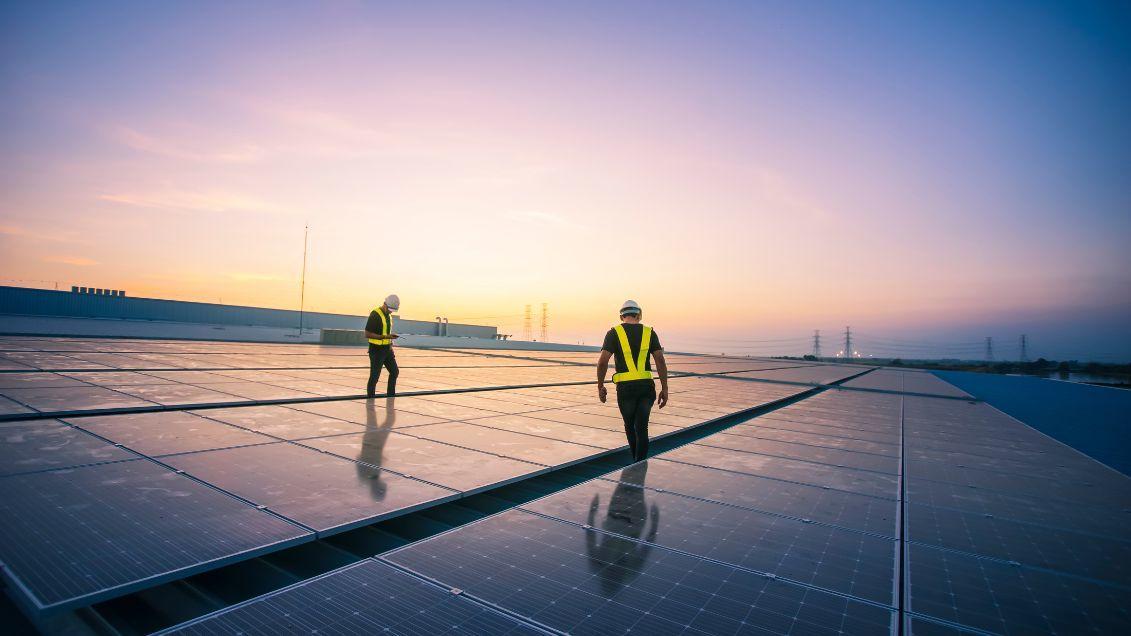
[2,2,1129,359]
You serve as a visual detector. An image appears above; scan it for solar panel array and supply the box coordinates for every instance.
[5,336,1126,635]
[0,336,838,618]
[180,369,1130,635]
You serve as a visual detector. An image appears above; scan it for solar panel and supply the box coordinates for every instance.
[161,442,456,535]
[71,410,274,456]
[696,431,900,473]
[406,421,604,466]
[663,443,900,499]
[159,559,544,635]
[726,420,899,456]
[0,385,155,412]
[463,414,630,450]
[906,503,1130,585]
[0,459,309,613]
[385,509,895,635]
[906,543,1131,634]
[522,476,897,604]
[0,420,136,476]
[299,430,544,493]
[611,459,898,537]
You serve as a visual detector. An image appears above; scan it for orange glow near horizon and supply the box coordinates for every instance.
[2,3,1128,358]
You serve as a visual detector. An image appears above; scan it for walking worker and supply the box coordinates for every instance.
[365,294,401,398]
[596,300,669,462]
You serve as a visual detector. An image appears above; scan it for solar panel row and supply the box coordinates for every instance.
[2,337,818,617]
[902,395,1131,634]
[176,370,1130,635]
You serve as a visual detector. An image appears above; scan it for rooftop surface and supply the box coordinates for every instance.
[0,336,1128,635]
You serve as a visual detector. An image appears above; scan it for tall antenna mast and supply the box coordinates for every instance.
[298,223,308,337]
[540,303,549,342]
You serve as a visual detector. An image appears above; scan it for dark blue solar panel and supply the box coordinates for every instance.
[906,543,1131,634]
[385,509,895,635]
[610,459,898,537]
[907,503,1131,586]
[159,559,543,635]
[523,473,896,605]
[663,442,900,499]
[696,431,900,473]
[0,420,135,475]
[0,460,310,613]
[161,442,456,535]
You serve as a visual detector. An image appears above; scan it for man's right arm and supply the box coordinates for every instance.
[596,350,613,402]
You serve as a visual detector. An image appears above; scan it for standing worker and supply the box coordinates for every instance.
[596,300,669,462]
[365,294,401,398]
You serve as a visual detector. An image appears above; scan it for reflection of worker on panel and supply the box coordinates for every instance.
[586,463,659,597]
[357,398,396,501]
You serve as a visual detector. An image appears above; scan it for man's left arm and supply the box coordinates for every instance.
[653,350,669,408]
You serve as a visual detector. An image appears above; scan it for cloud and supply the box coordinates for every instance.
[0,224,88,244]
[43,255,99,266]
[107,125,266,163]
[505,210,583,229]
[752,169,829,222]
[98,190,276,214]
[229,272,290,282]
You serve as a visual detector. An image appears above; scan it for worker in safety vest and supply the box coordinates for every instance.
[596,300,669,462]
[365,294,401,398]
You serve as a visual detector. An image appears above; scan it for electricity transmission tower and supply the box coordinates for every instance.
[1019,334,1029,362]
[812,330,822,359]
[523,305,533,341]
[540,303,549,342]
[984,337,994,362]
[843,326,853,359]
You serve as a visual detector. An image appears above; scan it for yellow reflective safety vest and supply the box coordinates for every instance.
[611,324,654,383]
[367,307,392,346]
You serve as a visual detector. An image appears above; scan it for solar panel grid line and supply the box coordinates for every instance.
[158,442,461,538]
[294,434,558,499]
[619,458,899,537]
[57,422,327,536]
[383,508,899,636]
[375,558,567,636]
[0,461,315,616]
[906,614,996,635]
[659,450,900,502]
[691,439,902,477]
[0,418,145,473]
[904,542,1131,634]
[157,558,559,635]
[0,377,617,423]
[594,469,899,541]
[708,427,901,459]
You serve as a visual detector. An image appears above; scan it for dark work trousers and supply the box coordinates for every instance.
[616,380,656,462]
[366,345,399,397]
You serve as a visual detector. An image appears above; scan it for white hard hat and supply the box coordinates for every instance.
[384,294,400,311]
[619,299,641,316]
